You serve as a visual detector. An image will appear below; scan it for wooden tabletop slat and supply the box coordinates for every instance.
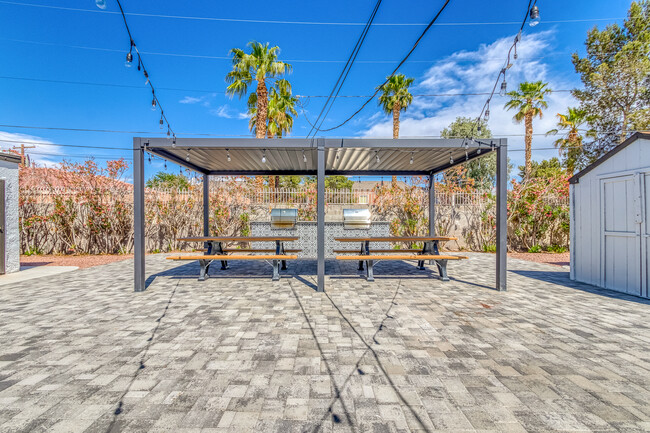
[336,254,467,260]
[167,254,299,260]
[334,236,457,242]
[178,237,299,242]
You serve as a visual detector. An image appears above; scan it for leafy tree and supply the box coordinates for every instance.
[146,172,190,190]
[546,107,595,173]
[504,81,552,180]
[277,175,302,188]
[305,175,354,190]
[517,157,565,180]
[378,74,415,139]
[440,117,512,190]
[226,41,291,139]
[572,0,650,157]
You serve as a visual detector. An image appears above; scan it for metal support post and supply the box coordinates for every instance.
[496,140,508,291]
[429,174,436,236]
[203,174,210,237]
[316,140,326,292]
[133,138,146,292]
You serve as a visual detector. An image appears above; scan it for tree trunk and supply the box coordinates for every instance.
[392,102,401,139]
[525,113,533,180]
[256,79,268,139]
[392,102,400,184]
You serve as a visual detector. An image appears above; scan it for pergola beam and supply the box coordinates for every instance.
[496,139,508,291]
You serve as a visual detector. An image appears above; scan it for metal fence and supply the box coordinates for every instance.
[22,186,569,207]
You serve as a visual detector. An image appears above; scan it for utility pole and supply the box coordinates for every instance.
[12,144,35,167]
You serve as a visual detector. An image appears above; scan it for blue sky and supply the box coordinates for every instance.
[0,0,632,181]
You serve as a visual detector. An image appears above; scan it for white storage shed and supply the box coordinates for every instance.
[0,152,20,274]
[569,132,650,298]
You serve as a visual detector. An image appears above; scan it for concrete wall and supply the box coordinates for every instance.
[571,137,650,298]
[0,160,20,273]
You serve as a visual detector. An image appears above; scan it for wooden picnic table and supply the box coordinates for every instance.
[334,236,459,279]
[178,236,299,275]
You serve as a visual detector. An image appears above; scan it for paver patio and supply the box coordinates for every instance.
[0,254,649,433]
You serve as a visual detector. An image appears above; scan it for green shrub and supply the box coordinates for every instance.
[528,245,542,253]
[482,244,496,253]
[546,245,567,253]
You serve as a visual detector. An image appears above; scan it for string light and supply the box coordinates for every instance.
[375,151,380,164]
[465,150,469,161]
[159,116,163,129]
[449,153,454,165]
[302,150,307,163]
[109,0,176,138]
[186,150,191,162]
[226,149,231,162]
[529,5,540,27]
[409,152,414,165]
[262,150,267,164]
[499,79,507,97]
[335,150,340,161]
[164,160,167,170]
[125,44,133,67]
[484,102,490,121]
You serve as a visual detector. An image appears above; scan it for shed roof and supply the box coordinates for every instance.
[138,137,506,177]
[569,132,650,184]
[0,152,21,165]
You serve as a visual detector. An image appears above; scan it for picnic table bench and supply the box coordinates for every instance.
[168,236,299,281]
[334,236,467,282]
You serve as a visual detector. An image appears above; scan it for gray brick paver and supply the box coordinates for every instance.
[0,254,648,432]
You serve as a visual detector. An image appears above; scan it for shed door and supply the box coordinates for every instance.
[601,175,642,296]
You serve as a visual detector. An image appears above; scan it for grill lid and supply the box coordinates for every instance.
[343,208,371,229]
[270,208,298,229]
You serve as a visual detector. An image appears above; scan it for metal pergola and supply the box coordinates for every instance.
[133,137,508,292]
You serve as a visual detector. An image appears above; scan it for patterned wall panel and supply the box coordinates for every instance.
[250,222,390,258]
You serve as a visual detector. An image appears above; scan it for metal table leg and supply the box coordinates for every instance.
[358,242,365,270]
[278,240,288,270]
[214,241,228,270]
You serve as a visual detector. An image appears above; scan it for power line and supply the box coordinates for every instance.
[1,37,576,64]
[0,75,576,97]
[307,0,384,138]
[316,0,453,133]
[0,1,624,26]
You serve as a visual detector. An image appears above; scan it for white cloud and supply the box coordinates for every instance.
[179,96,203,104]
[0,131,63,167]
[361,30,580,169]
[210,105,248,120]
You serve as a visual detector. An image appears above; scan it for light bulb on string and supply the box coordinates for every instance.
[166,128,170,139]
[375,151,380,164]
[148,153,151,164]
[226,149,231,162]
[484,106,490,122]
[172,135,176,146]
[464,140,469,150]
[186,151,191,162]
[335,150,340,161]
[477,124,482,135]
[125,51,133,68]
[159,116,164,129]
[262,150,267,164]
[449,153,454,165]
[151,96,157,111]
[302,150,307,163]
[409,152,414,165]
[465,150,469,161]
[499,80,507,97]
[144,70,149,86]
[164,160,167,170]
[529,5,540,27]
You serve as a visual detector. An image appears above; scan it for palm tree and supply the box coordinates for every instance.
[378,74,414,139]
[226,41,291,139]
[248,79,298,187]
[504,81,551,180]
[546,107,595,173]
